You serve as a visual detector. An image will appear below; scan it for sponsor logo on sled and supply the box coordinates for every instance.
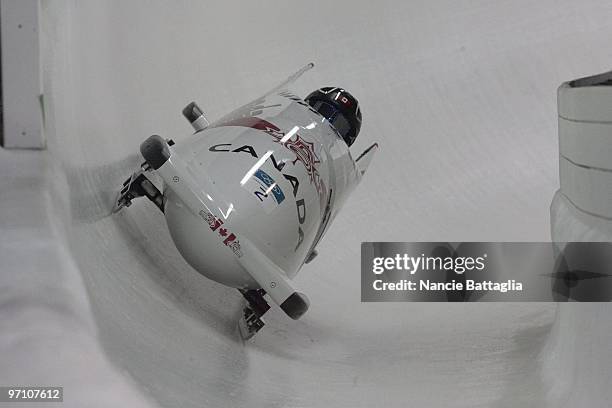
[243,168,285,213]
[254,169,285,204]
[198,209,243,257]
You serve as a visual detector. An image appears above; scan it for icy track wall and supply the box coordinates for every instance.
[10,0,612,406]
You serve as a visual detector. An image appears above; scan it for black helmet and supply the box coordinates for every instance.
[305,87,362,147]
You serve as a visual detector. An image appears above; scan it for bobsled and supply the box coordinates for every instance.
[113,63,378,338]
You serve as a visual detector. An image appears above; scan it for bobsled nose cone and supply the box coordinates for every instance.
[280,292,310,320]
[140,135,170,170]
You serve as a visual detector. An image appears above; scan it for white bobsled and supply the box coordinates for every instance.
[114,64,378,338]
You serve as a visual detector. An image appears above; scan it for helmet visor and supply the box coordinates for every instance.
[312,101,352,140]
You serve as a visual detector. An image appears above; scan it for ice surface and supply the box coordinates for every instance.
[2,1,612,406]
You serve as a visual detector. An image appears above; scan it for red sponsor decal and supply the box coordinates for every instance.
[199,210,243,257]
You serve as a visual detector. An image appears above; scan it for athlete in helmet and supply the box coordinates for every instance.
[305,87,362,147]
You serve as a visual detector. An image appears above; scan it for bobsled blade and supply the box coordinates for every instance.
[238,318,253,341]
[111,170,164,213]
[355,142,379,176]
[112,174,138,213]
[238,306,265,341]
